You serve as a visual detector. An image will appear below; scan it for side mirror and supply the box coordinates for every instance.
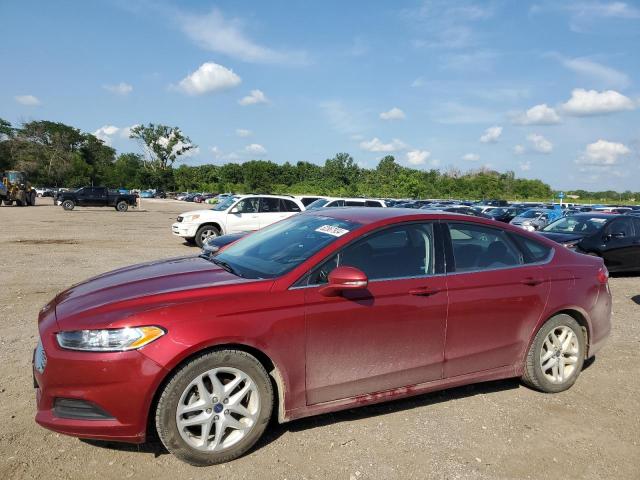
[319,266,368,297]
[230,206,240,214]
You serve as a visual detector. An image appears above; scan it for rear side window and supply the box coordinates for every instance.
[448,223,522,272]
[365,200,383,207]
[606,217,634,237]
[259,197,281,213]
[280,199,302,212]
[345,200,365,206]
[509,234,553,263]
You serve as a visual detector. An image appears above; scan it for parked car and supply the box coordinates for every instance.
[172,194,305,247]
[140,190,155,198]
[201,231,249,256]
[486,206,528,223]
[293,196,329,207]
[56,187,138,212]
[539,213,640,272]
[510,208,561,231]
[306,197,388,209]
[34,208,611,465]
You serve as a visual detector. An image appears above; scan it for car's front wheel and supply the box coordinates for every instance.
[62,200,75,211]
[522,314,585,393]
[195,224,220,248]
[155,349,273,466]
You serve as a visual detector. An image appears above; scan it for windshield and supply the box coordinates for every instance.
[6,172,22,183]
[487,208,507,216]
[215,214,362,279]
[543,216,608,235]
[306,198,330,209]
[211,196,237,211]
[519,210,543,219]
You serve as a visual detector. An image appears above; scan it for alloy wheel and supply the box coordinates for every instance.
[539,326,580,384]
[175,367,260,452]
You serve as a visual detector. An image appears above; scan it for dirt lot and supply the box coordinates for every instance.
[0,198,638,479]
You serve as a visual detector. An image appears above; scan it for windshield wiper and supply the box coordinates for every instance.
[211,258,242,277]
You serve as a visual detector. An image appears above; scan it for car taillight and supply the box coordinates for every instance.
[597,266,609,284]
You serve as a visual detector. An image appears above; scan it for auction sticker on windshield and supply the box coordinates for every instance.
[315,225,350,237]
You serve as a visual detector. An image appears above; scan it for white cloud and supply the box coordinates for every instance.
[560,57,630,89]
[406,150,431,165]
[236,128,252,137]
[576,139,631,166]
[93,125,120,145]
[15,95,40,106]
[479,125,502,143]
[527,133,553,154]
[238,89,268,106]
[103,82,133,95]
[379,107,406,120]
[513,144,525,155]
[245,143,267,155]
[175,62,241,95]
[177,8,307,65]
[561,88,635,116]
[179,145,200,158]
[462,153,480,162]
[519,160,531,171]
[513,104,560,125]
[360,137,407,153]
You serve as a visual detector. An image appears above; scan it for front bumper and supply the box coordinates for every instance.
[34,332,166,443]
[171,222,198,238]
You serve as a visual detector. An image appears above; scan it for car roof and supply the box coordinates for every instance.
[566,212,617,219]
[300,206,493,225]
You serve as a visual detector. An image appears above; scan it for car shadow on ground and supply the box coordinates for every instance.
[81,377,523,459]
[631,295,640,305]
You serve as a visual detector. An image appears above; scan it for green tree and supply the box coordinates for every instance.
[129,123,195,173]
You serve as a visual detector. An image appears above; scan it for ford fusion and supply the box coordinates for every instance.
[34,209,611,466]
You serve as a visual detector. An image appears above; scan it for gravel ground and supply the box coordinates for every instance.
[1,198,639,480]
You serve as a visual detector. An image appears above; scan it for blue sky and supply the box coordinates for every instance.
[2,0,640,191]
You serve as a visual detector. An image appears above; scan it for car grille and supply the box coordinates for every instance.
[177,216,183,223]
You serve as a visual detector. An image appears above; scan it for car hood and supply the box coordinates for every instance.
[537,232,583,244]
[53,256,253,328]
[180,209,224,219]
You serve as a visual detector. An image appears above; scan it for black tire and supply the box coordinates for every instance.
[30,191,37,206]
[62,200,75,211]
[195,224,220,248]
[116,201,128,212]
[155,349,273,466]
[522,314,586,393]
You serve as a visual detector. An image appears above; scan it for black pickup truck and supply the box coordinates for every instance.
[56,187,138,212]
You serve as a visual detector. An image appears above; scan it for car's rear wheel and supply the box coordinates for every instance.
[155,350,273,466]
[522,314,585,393]
[195,224,220,248]
[62,200,75,211]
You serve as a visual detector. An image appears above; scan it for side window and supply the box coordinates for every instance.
[259,197,281,213]
[509,234,553,264]
[280,199,302,212]
[307,223,434,284]
[344,200,364,207]
[326,200,344,207]
[365,200,383,207]
[301,197,320,207]
[448,223,522,272]
[607,218,634,237]
[632,218,640,237]
[235,198,259,213]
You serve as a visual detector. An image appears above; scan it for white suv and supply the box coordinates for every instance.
[306,197,388,209]
[172,195,305,247]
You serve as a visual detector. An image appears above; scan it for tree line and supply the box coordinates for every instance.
[0,118,634,202]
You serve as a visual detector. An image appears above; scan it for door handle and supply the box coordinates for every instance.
[520,277,544,286]
[408,287,441,296]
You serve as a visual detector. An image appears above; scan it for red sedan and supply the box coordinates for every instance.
[34,208,611,465]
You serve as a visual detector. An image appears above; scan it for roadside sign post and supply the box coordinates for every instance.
[558,191,565,208]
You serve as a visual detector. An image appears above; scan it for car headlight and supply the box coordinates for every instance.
[185,214,200,222]
[522,221,531,225]
[56,326,165,352]
[563,241,579,250]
